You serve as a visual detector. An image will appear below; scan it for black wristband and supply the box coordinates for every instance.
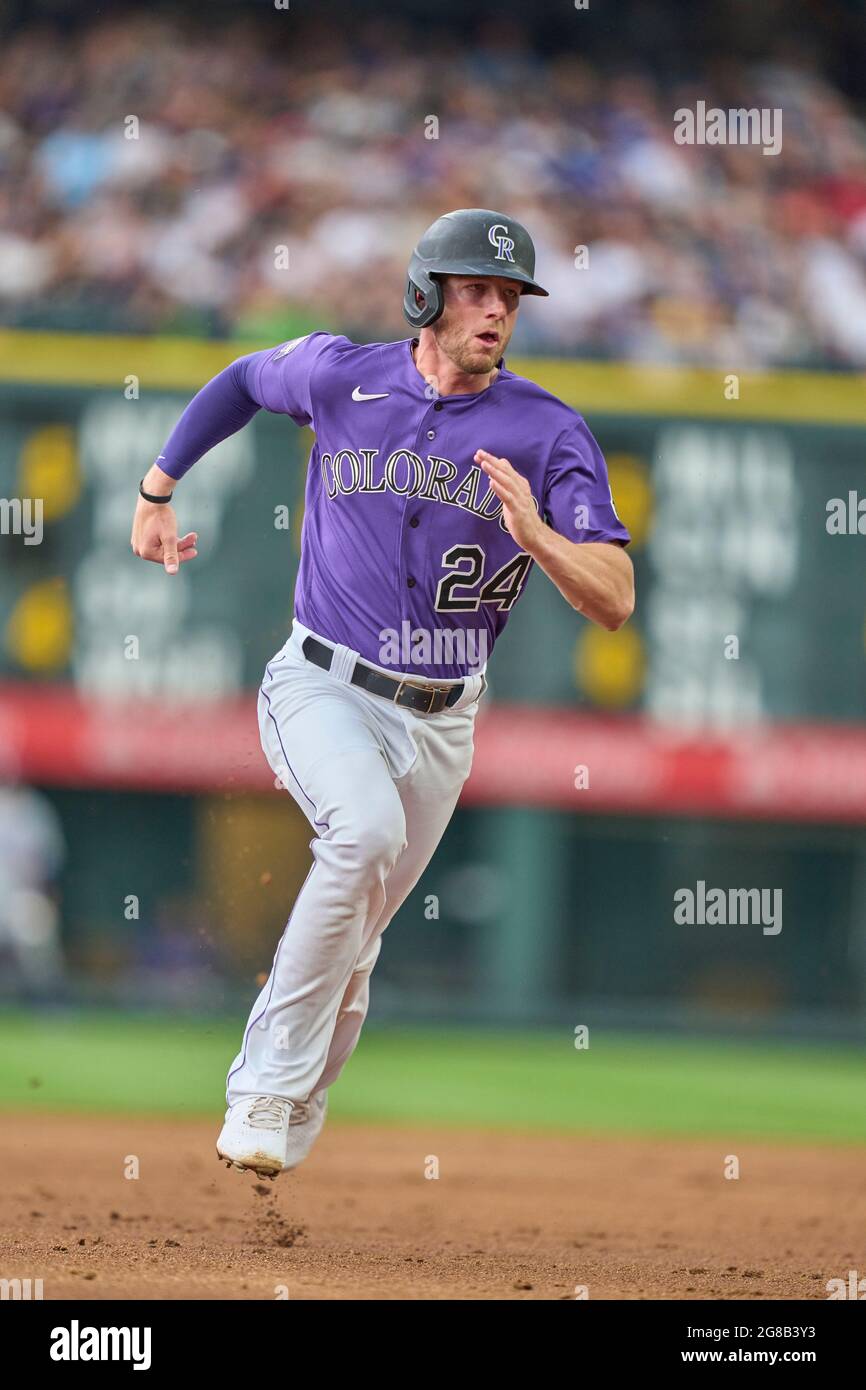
[139,478,174,504]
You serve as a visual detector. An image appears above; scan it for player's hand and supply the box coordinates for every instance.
[475,450,544,552]
[130,496,198,576]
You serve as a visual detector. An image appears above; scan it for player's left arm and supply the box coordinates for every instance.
[476,449,634,631]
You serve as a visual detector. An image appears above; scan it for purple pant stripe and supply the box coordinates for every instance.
[261,660,329,831]
[225,858,317,1103]
[227,664,331,1103]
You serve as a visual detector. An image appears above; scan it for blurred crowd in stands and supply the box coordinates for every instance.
[3,12,866,366]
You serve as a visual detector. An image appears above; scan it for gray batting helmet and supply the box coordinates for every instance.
[403,208,549,329]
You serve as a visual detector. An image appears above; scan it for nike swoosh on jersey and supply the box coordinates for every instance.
[351,387,390,401]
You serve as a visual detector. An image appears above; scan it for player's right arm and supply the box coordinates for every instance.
[130,332,333,574]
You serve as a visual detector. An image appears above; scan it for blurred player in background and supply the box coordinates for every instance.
[0,779,66,997]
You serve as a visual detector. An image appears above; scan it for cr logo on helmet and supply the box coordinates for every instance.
[487,224,516,262]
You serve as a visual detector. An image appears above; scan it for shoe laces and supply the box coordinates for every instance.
[247,1096,290,1130]
[289,1092,326,1125]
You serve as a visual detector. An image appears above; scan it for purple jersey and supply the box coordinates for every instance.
[158,332,630,680]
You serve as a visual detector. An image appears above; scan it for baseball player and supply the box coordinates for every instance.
[130,209,634,1178]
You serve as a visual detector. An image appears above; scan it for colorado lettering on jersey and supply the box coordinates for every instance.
[319,448,539,532]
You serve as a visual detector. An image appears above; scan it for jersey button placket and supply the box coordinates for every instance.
[403,396,448,640]
[400,405,435,635]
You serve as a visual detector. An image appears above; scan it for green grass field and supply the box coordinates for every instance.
[0,1010,863,1144]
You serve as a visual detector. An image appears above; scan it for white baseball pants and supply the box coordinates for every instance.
[226,619,485,1107]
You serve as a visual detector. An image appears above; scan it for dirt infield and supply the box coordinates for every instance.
[0,1113,863,1300]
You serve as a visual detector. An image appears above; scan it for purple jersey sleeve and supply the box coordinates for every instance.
[543,420,631,546]
[154,333,334,480]
[244,332,335,423]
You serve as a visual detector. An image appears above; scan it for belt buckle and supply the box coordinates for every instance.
[394,676,439,714]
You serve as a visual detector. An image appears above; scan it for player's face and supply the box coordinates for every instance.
[433,275,522,375]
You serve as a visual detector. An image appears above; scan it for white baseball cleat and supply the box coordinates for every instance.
[284,1091,328,1170]
[216,1095,293,1178]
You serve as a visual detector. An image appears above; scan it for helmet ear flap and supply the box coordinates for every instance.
[403,270,444,328]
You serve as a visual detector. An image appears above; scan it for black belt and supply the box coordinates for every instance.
[302,636,465,714]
